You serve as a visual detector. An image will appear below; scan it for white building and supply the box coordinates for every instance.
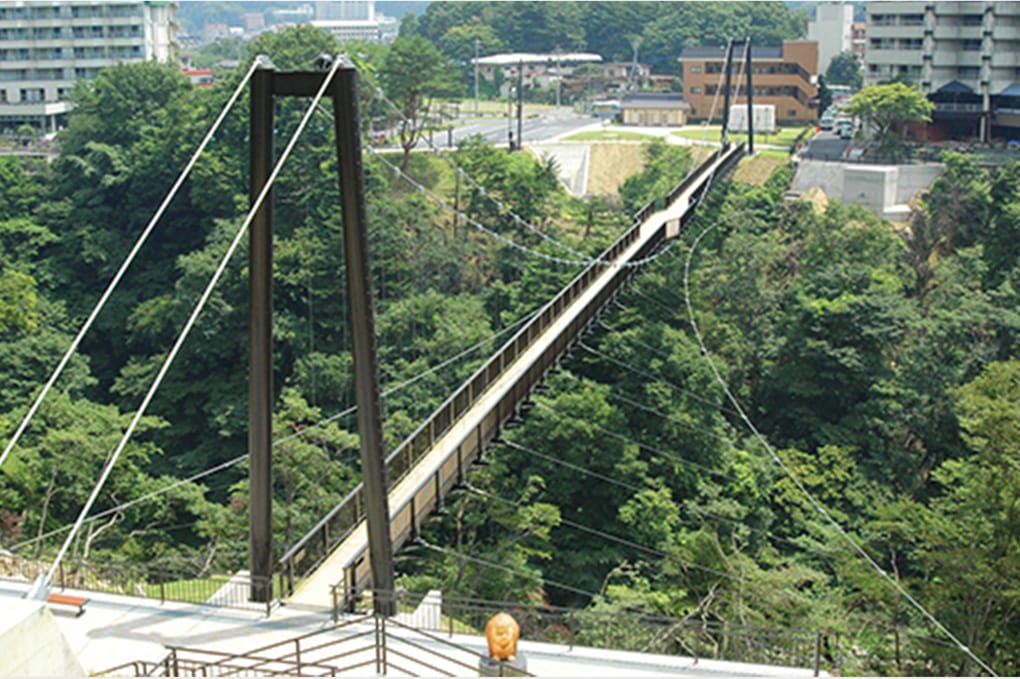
[864,1,1020,140]
[807,2,855,76]
[0,1,178,133]
[310,1,398,44]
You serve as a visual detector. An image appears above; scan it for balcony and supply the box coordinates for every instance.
[931,50,985,67]
[990,23,1020,40]
[867,47,926,65]
[990,51,1019,67]
[869,23,925,39]
[934,102,984,112]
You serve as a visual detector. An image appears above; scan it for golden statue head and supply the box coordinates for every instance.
[485,611,520,662]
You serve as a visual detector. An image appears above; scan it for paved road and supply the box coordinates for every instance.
[801,130,851,161]
[376,108,599,151]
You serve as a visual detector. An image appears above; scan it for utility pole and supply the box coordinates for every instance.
[507,86,513,150]
[474,37,480,115]
[516,60,523,151]
[555,49,561,108]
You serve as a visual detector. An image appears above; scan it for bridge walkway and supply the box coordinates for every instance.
[283,143,745,610]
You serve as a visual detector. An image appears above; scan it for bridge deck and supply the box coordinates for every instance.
[287,145,742,610]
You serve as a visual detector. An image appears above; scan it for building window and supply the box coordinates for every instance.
[690,86,701,94]
[20,88,45,102]
[788,109,797,117]
[72,5,104,19]
[962,39,981,51]
[961,14,983,26]
[690,66,702,74]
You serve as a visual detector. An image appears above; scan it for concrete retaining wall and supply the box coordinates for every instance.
[793,160,944,220]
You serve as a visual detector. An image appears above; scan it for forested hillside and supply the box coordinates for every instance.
[407,1,808,76]
[1,22,1019,676]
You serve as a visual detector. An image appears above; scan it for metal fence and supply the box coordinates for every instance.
[331,588,823,675]
[1,553,276,616]
[95,612,523,677]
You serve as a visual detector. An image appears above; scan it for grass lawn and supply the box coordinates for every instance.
[672,124,813,148]
[562,130,659,142]
[141,575,229,601]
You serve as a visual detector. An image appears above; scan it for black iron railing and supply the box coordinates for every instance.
[1,552,276,616]
[330,587,823,675]
[276,143,744,600]
[95,610,528,677]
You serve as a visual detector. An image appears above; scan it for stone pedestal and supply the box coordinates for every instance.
[478,653,527,677]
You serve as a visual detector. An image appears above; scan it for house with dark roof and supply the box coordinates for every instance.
[619,93,690,126]
[678,41,819,125]
[994,82,1020,141]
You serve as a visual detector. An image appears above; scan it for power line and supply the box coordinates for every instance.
[577,339,740,417]
[345,67,733,273]
[496,437,834,563]
[533,399,736,484]
[418,539,600,600]
[681,212,1000,677]
[462,482,740,583]
[0,59,262,471]
[352,67,606,262]
[365,144,693,271]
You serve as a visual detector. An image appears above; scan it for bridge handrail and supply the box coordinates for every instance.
[276,142,740,596]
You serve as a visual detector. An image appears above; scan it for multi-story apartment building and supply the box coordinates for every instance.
[311,1,398,45]
[808,2,855,75]
[865,1,1020,140]
[0,1,177,134]
[678,41,819,125]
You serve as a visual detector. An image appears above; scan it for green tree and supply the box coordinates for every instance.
[437,23,505,68]
[846,83,933,160]
[817,74,833,118]
[618,139,693,214]
[825,51,863,91]
[380,36,462,170]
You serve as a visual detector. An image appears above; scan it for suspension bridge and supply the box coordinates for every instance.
[0,48,1000,678]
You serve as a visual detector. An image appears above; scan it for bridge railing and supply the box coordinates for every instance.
[327,587,822,674]
[1,552,276,616]
[276,143,742,599]
[95,609,511,677]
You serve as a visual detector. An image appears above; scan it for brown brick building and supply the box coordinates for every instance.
[678,41,820,125]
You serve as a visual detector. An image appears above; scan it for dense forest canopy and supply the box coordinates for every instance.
[1,17,1019,676]
[407,1,809,75]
